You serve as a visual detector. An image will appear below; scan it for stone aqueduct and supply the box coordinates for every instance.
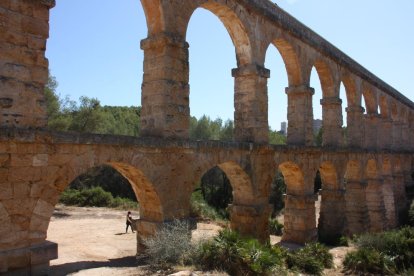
[0,0,413,273]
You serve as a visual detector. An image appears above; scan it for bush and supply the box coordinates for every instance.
[60,187,138,209]
[344,227,414,274]
[286,243,333,275]
[343,248,396,275]
[142,220,195,269]
[269,218,283,236]
[196,229,286,275]
[409,200,414,226]
[190,189,229,221]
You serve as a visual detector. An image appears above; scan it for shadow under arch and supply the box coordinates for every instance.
[317,161,346,244]
[184,1,252,66]
[278,161,318,244]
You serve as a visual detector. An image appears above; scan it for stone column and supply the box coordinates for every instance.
[282,194,318,244]
[379,118,393,150]
[365,177,387,232]
[232,64,270,143]
[140,32,190,139]
[285,85,314,146]
[320,97,343,147]
[392,122,403,150]
[346,105,365,148]
[382,175,397,229]
[363,114,380,150]
[229,204,272,243]
[318,189,346,243]
[0,0,55,129]
[344,180,369,235]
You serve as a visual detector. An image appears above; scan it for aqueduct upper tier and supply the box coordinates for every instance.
[0,0,413,274]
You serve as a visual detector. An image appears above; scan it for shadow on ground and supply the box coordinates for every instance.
[50,256,144,275]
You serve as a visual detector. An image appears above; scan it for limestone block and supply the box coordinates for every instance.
[0,182,12,199]
[32,154,48,167]
[32,199,54,219]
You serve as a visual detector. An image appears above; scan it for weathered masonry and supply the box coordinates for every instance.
[0,0,413,274]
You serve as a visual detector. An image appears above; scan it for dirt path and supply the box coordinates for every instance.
[48,205,145,275]
[48,205,350,275]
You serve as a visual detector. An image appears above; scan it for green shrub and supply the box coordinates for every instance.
[286,243,333,275]
[408,200,414,226]
[269,218,283,236]
[142,220,195,269]
[343,248,396,275]
[356,227,414,271]
[59,187,138,209]
[190,189,228,221]
[196,229,286,275]
[345,227,414,274]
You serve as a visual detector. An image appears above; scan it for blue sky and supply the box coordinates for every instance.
[46,0,414,130]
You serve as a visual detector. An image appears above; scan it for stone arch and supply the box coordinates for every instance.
[184,1,252,66]
[270,39,302,86]
[341,74,359,106]
[195,161,255,206]
[344,160,362,181]
[361,84,378,114]
[319,161,339,190]
[141,0,165,36]
[30,162,163,246]
[312,60,337,98]
[278,161,305,195]
[365,158,380,179]
[390,100,399,121]
[379,94,390,118]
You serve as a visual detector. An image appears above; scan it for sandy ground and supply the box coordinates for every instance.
[48,205,350,275]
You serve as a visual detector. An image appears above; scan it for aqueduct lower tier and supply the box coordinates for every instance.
[0,129,413,273]
[1,0,414,274]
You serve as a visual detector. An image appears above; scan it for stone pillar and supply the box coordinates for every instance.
[393,172,407,223]
[382,175,397,229]
[344,181,369,235]
[379,118,393,150]
[140,32,190,139]
[229,204,272,243]
[318,189,346,243]
[392,122,403,150]
[363,114,380,150]
[282,194,318,244]
[232,64,270,143]
[320,97,343,147]
[285,85,314,146]
[346,105,365,148]
[365,177,387,232]
[0,0,55,129]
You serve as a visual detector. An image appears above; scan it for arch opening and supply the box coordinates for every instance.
[310,67,323,146]
[187,8,237,141]
[265,44,289,144]
[45,162,163,270]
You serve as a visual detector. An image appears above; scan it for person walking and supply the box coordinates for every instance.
[126,211,134,233]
